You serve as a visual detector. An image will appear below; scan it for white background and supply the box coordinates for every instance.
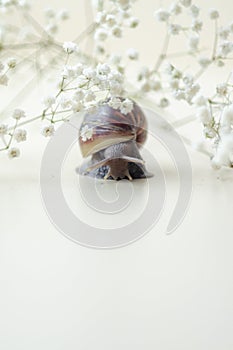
[0,0,233,349]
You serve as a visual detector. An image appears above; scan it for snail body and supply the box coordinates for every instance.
[78,98,150,180]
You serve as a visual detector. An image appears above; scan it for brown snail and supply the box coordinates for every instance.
[78,98,151,180]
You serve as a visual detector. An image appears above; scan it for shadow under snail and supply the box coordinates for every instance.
[78,98,151,180]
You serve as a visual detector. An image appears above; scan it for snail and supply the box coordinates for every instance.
[78,98,151,180]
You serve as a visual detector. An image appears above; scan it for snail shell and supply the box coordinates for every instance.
[78,98,150,180]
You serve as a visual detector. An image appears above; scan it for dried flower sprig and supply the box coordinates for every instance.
[0,0,232,170]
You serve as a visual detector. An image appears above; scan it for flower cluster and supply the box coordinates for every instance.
[93,0,139,56]
[0,0,232,170]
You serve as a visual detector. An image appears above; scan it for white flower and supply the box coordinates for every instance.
[212,134,233,167]
[209,8,219,20]
[221,104,233,127]
[109,54,122,65]
[43,95,56,108]
[0,124,7,135]
[80,125,93,142]
[44,7,55,18]
[168,24,182,35]
[83,67,96,79]
[14,129,27,142]
[159,97,169,108]
[218,41,233,56]
[61,65,77,79]
[59,96,72,109]
[216,83,228,96]
[169,3,182,15]
[198,57,211,68]
[180,0,191,7]
[151,80,161,91]
[154,9,170,22]
[0,62,4,72]
[94,28,108,41]
[73,88,84,101]
[106,14,116,27]
[45,23,58,35]
[196,106,211,124]
[8,147,20,159]
[109,81,122,96]
[120,98,133,114]
[7,57,16,68]
[72,101,83,112]
[97,63,111,75]
[57,9,69,20]
[109,97,122,110]
[173,90,185,100]
[188,34,199,51]
[111,26,122,38]
[41,125,55,137]
[127,17,139,28]
[189,4,200,18]
[12,109,26,120]
[193,95,207,106]
[0,74,8,86]
[219,27,230,40]
[191,19,203,32]
[84,91,96,102]
[63,41,77,54]
[126,48,139,60]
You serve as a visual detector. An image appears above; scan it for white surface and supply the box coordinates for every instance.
[1,0,233,349]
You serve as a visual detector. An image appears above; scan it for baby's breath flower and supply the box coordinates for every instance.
[218,41,233,56]
[72,101,84,113]
[12,108,26,120]
[80,125,93,142]
[216,83,228,96]
[219,27,230,40]
[43,95,56,108]
[196,106,211,124]
[209,8,219,20]
[59,96,72,109]
[159,97,169,108]
[154,8,170,22]
[126,48,139,60]
[193,95,207,106]
[180,0,191,7]
[84,91,96,102]
[173,90,185,100]
[7,57,16,68]
[111,26,122,38]
[168,23,182,35]
[42,125,55,137]
[14,129,27,142]
[198,57,211,68]
[63,41,77,54]
[127,16,139,28]
[73,88,84,101]
[191,19,203,32]
[109,97,122,110]
[188,34,199,51]
[120,98,133,114]
[189,4,200,18]
[0,74,8,86]
[94,28,108,41]
[151,80,162,91]
[221,104,233,127]
[57,9,69,20]
[169,2,182,15]
[97,63,111,75]
[44,7,56,18]
[0,124,7,135]
[8,147,20,159]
